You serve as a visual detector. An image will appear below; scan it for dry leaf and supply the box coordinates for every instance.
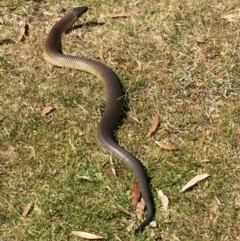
[181,173,210,192]
[79,176,93,181]
[136,197,145,220]
[22,202,34,217]
[155,141,178,151]
[237,126,240,134]
[147,115,159,137]
[201,159,211,163]
[17,21,27,41]
[215,70,226,79]
[71,231,104,240]
[132,181,141,206]
[157,189,169,210]
[110,157,117,176]
[215,195,222,206]
[42,106,55,116]
[111,12,136,18]
[49,169,58,175]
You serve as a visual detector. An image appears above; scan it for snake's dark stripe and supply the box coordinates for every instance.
[43,6,155,233]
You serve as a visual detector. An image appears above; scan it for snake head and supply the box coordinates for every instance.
[72,6,88,18]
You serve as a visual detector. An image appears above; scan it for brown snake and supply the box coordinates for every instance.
[43,6,155,233]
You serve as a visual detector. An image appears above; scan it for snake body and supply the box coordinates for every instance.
[44,6,155,233]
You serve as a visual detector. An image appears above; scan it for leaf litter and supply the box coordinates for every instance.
[136,198,145,221]
[157,189,169,210]
[71,231,105,240]
[131,181,146,221]
[17,20,27,41]
[41,106,55,116]
[109,157,117,176]
[147,114,159,137]
[22,202,34,217]
[131,181,141,206]
[155,141,179,151]
[181,173,210,192]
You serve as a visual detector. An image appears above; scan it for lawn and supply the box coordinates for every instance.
[0,0,240,240]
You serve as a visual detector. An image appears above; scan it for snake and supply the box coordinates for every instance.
[43,6,155,233]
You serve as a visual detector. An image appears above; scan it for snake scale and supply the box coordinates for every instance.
[43,6,155,233]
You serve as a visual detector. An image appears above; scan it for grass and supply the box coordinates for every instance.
[1,0,240,240]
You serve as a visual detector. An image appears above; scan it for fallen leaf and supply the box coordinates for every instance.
[181,173,210,192]
[136,198,145,221]
[49,169,58,175]
[17,21,27,41]
[132,181,141,206]
[214,195,222,206]
[237,126,240,134]
[22,202,34,217]
[147,115,159,137]
[111,12,136,18]
[157,189,169,210]
[110,157,117,176]
[42,106,55,116]
[155,141,178,151]
[79,176,93,181]
[71,231,104,240]
[215,70,226,79]
[201,159,211,163]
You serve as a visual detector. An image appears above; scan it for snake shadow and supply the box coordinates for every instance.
[64,21,156,229]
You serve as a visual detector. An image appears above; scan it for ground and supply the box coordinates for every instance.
[0,0,240,240]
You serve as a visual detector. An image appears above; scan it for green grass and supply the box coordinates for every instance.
[1,0,240,240]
